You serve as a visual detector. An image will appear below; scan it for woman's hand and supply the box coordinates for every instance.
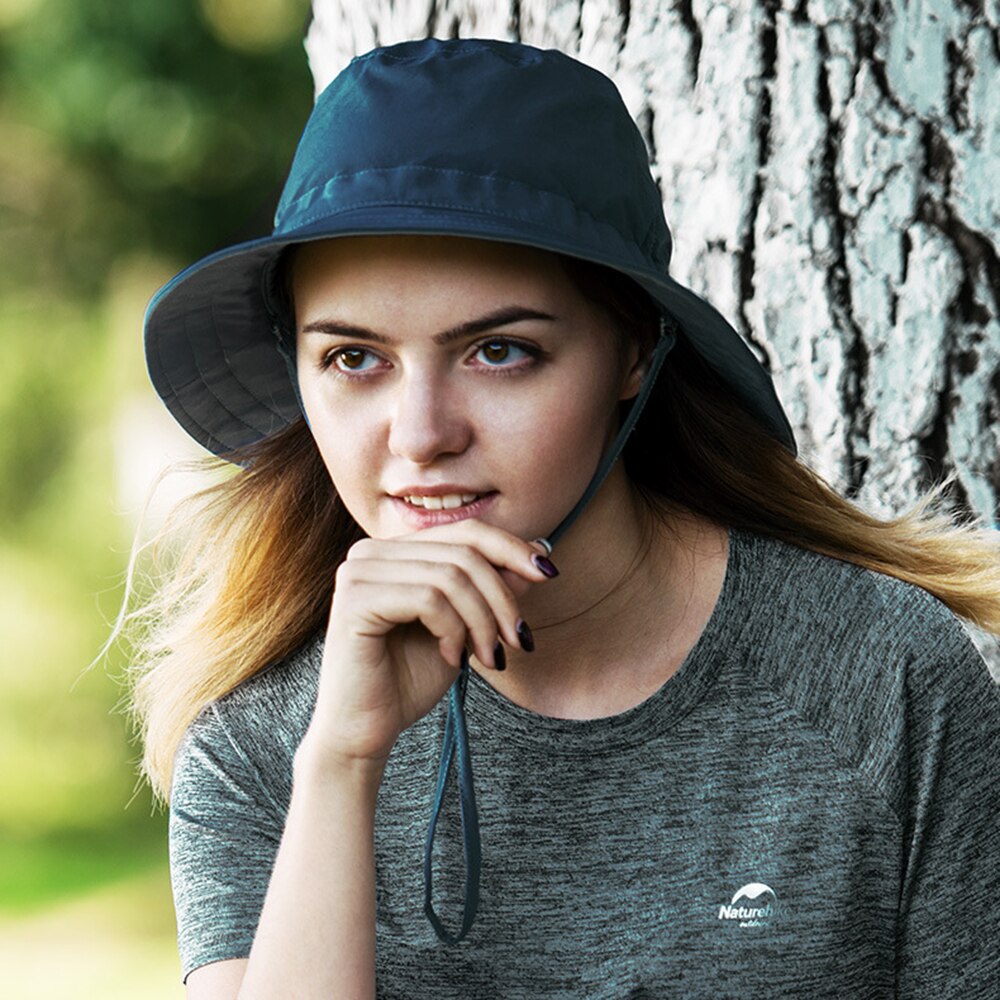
[301,520,555,770]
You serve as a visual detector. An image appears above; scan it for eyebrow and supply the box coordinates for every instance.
[300,305,557,346]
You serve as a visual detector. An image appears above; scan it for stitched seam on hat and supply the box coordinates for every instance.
[639,213,666,262]
[207,296,287,426]
[296,199,642,264]
[290,195,641,259]
[279,166,650,252]
[150,315,260,450]
[156,309,279,446]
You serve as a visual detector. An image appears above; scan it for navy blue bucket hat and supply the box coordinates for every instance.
[144,37,794,458]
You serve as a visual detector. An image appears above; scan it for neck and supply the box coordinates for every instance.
[472,468,729,716]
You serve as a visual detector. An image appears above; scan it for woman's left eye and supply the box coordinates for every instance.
[472,339,537,368]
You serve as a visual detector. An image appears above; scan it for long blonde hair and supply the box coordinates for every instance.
[121,260,1000,801]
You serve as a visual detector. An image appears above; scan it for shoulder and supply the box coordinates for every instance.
[212,631,323,740]
[171,633,323,813]
[729,528,998,818]
[167,640,323,982]
[734,527,983,673]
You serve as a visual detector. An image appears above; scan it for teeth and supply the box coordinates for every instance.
[404,493,481,509]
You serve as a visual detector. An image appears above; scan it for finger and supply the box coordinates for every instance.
[345,538,543,648]
[390,519,556,584]
[337,557,505,667]
[334,574,471,669]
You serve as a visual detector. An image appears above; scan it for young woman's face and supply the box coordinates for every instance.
[291,235,644,541]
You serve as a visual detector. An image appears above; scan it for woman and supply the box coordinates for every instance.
[132,38,999,998]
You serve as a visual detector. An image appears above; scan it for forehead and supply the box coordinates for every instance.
[289,234,585,314]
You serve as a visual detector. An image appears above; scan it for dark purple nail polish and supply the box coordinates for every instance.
[493,639,507,671]
[531,553,559,578]
[516,618,535,652]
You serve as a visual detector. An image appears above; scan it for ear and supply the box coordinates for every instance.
[619,342,652,401]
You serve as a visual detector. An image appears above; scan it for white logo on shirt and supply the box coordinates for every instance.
[717,882,777,928]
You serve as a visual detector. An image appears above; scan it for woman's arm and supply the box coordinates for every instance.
[177,520,550,998]
[185,959,248,998]
[174,702,387,1000]
[228,748,384,999]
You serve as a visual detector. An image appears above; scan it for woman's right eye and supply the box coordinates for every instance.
[320,348,381,375]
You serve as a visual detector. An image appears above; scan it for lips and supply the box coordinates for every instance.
[402,492,482,510]
[389,490,498,525]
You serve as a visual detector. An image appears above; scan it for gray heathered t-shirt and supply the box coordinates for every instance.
[169,527,1000,997]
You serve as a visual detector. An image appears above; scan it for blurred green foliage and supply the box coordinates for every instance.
[0,0,312,914]
[1,0,313,297]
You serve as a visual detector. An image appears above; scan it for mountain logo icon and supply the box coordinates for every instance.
[717,882,777,928]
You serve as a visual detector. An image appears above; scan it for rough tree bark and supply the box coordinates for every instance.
[305,0,999,518]
[304,0,1000,660]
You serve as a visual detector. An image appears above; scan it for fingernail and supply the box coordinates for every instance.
[516,618,534,652]
[531,553,559,578]
[493,639,507,671]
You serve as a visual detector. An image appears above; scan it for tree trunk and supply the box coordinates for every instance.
[306,0,1000,673]
[305,0,1000,657]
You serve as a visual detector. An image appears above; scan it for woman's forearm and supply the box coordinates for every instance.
[237,739,386,1000]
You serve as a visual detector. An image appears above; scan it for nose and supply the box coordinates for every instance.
[387,371,472,465]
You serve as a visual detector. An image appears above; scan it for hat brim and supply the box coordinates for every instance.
[145,207,796,458]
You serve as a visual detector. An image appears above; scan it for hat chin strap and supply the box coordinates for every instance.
[536,316,678,552]
[424,317,678,944]
[277,305,679,944]
[273,324,311,430]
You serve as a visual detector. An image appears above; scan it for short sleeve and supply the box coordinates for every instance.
[168,704,288,982]
[896,627,1000,995]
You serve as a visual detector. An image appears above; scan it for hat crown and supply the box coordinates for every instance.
[144,38,794,459]
[274,38,673,269]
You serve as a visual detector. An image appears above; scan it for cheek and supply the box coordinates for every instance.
[527,392,616,472]
[490,367,622,488]
[307,407,380,495]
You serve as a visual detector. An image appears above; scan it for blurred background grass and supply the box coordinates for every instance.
[0,0,313,993]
